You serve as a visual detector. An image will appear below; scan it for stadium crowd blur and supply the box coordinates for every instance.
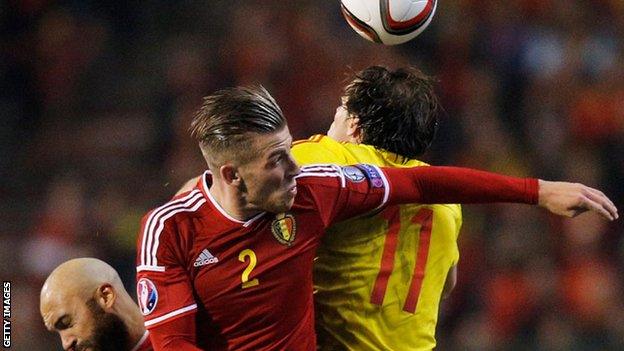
[1,0,623,349]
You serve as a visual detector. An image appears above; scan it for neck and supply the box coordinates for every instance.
[349,133,362,144]
[209,179,262,221]
[117,297,147,349]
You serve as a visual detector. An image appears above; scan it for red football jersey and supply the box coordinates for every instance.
[136,164,390,350]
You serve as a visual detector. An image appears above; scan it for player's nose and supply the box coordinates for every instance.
[286,154,300,177]
[61,334,77,351]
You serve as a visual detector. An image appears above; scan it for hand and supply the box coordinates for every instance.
[538,180,618,220]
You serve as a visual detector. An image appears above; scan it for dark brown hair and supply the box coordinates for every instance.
[344,66,440,161]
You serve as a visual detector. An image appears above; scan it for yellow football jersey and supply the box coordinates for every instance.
[292,135,462,351]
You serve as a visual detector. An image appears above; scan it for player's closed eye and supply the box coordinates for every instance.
[270,152,289,166]
[55,315,72,330]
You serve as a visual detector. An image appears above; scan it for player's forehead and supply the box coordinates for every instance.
[41,296,77,330]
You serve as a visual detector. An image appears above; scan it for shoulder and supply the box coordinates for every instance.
[292,135,349,164]
[292,134,334,148]
[401,158,430,168]
[138,189,207,269]
[139,189,207,243]
[292,134,326,146]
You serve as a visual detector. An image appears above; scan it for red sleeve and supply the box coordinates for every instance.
[382,166,539,205]
[148,313,201,350]
[136,192,203,331]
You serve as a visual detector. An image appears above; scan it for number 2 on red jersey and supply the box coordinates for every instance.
[370,206,433,313]
[239,249,260,289]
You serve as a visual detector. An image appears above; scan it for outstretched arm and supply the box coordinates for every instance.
[383,166,618,221]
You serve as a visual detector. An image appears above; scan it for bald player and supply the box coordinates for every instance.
[40,258,152,351]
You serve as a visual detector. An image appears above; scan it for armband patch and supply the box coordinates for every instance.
[356,164,384,188]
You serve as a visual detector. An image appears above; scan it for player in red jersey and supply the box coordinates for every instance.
[41,258,152,351]
[136,86,617,350]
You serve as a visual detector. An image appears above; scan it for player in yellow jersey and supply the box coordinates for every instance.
[292,66,458,350]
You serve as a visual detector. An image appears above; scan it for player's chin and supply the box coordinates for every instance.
[271,194,296,213]
[282,197,297,212]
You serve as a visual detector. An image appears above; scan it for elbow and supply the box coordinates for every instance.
[441,265,457,299]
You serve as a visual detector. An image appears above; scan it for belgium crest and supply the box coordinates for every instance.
[271,213,296,246]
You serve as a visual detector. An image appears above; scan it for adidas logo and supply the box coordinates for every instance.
[194,249,219,267]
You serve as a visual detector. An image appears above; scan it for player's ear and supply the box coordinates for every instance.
[95,284,116,311]
[220,164,241,186]
[347,117,362,143]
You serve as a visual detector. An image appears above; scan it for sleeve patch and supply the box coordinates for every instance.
[356,164,385,188]
[137,278,159,316]
[341,166,366,183]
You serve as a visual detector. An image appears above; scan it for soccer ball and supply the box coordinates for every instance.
[340,0,437,45]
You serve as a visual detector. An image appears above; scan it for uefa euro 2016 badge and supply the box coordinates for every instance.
[137,278,158,316]
[342,166,366,183]
[271,213,296,246]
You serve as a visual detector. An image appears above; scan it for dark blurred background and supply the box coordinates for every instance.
[1,0,623,349]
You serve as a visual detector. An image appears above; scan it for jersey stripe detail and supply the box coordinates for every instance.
[300,164,342,173]
[141,190,201,265]
[143,192,204,266]
[292,134,323,146]
[141,190,205,266]
[149,198,206,266]
[311,134,323,142]
[297,164,346,187]
[136,265,166,273]
[144,303,198,327]
[145,192,204,265]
